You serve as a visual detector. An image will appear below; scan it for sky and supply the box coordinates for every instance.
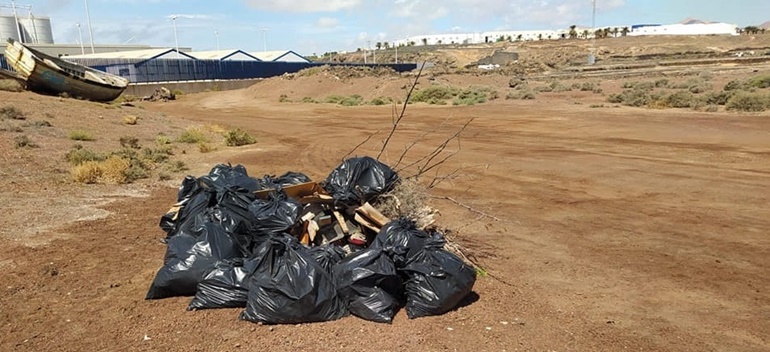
[3,0,768,55]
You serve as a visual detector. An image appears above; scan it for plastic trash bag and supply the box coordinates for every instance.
[146,221,242,299]
[256,171,312,190]
[308,244,346,275]
[401,233,476,319]
[200,164,260,192]
[333,248,402,323]
[323,157,399,205]
[213,189,263,254]
[371,218,430,267]
[159,176,213,237]
[248,191,301,236]
[240,236,346,324]
[187,258,258,310]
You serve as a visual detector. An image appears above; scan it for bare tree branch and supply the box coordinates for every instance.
[343,130,380,161]
[377,61,426,161]
[432,195,503,222]
[393,116,454,170]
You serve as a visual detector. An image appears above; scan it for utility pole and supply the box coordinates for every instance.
[171,15,180,58]
[76,22,84,54]
[215,29,219,51]
[588,0,596,65]
[84,0,95,53]
[262,28,267,52]
[11,0,22,42]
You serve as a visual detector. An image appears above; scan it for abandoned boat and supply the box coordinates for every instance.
[4,38,129,101]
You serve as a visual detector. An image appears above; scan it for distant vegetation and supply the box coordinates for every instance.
[608,74,770,112]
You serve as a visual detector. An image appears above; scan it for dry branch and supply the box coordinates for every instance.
[376,61,426,161]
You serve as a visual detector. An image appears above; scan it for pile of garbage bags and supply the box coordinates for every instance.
[146,157,476,324]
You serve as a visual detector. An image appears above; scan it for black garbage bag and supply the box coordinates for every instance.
[401,233,476,319]
[248,191,301,236]
[256,171,312,190]
[308,244,346,275]
[159,187,214,240]
[371,218,430,267]
[213,188,263,253]
[333,248,402,323]
[200,164,260,192]
[240,236,346,324]
[187,258,258,310]
[323,156,399,205]
[146,221,242,299]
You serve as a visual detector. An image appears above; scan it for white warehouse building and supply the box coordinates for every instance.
[630,22,739,36]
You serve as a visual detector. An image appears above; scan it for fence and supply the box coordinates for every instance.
[0,53,417,83]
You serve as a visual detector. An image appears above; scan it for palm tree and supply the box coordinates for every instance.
[537,33,543,40]
[621,27,630,36]
[603,27,611,38]
[516,34,523,41]
[569,25,578,39]
[612,27,619,37]
[594,29,604,39]
[421,38,428,46]
[375,42,382,50]
[582,29,590,39]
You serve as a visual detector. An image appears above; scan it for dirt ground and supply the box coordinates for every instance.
[2,59,770,351]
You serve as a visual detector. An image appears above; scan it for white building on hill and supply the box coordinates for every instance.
[630,22,739,36]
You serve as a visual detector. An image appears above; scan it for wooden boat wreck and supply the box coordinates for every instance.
[4,38,129,102]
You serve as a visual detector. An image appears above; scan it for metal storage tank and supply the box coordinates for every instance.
[19,17,54,44]
[0,15,22,42]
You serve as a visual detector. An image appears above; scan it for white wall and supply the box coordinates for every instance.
[630,23,739,36]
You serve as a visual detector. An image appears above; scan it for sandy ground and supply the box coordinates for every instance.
[1,64,770,351]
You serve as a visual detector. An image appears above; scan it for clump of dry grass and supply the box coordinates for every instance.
[71,156,130,184]
[198,142,217,153]
[0,80,23,92]
[377,178,438,229]
[122,115,138,125]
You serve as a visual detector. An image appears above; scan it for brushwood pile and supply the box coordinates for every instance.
[146,156,477,324]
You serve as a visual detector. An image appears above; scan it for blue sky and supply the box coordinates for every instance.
[9,0,770,55]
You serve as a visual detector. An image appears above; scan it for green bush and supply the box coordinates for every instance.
[65,144,105,165]
[340,95,363,106]
[69,129,96,141]
[746,75,770,89]
[411,86,459,104]
[453,89,488,105]
[725,91,770,112]
[142,146,173,163]
[177,128,208,143]
[279,94,291,103]
[156,134,172,145]
[169,160,189,172]
[701,91,734,106]
[368,96,393,105]
[506,89,536,100]
[665,91,697,108]
[654,79,670,88]
[224,128,256,146]
[607,88,659,107]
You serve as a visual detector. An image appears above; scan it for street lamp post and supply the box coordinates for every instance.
[588,0,596,65]
[170,15,179,58]
[75,22,84,54]
[215,29,220,51]
[261,28,267,52]
[84,0,95,53]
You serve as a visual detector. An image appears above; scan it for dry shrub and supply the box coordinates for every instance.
[100,156,130,184]
[122,115,138,125]
[177,127,208,143]
[378,178,438,229]
[198,142,217,153]
[0,79,23,92]
[71,161,103,184]
[70,156,130,184]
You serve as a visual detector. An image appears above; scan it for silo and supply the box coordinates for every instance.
[0,15,21,42]
[19,17,54,44]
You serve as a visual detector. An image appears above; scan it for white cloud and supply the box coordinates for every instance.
[243,0,361,12]
[316,17,340,28]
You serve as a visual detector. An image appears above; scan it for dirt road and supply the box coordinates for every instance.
[1,89,769,351]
